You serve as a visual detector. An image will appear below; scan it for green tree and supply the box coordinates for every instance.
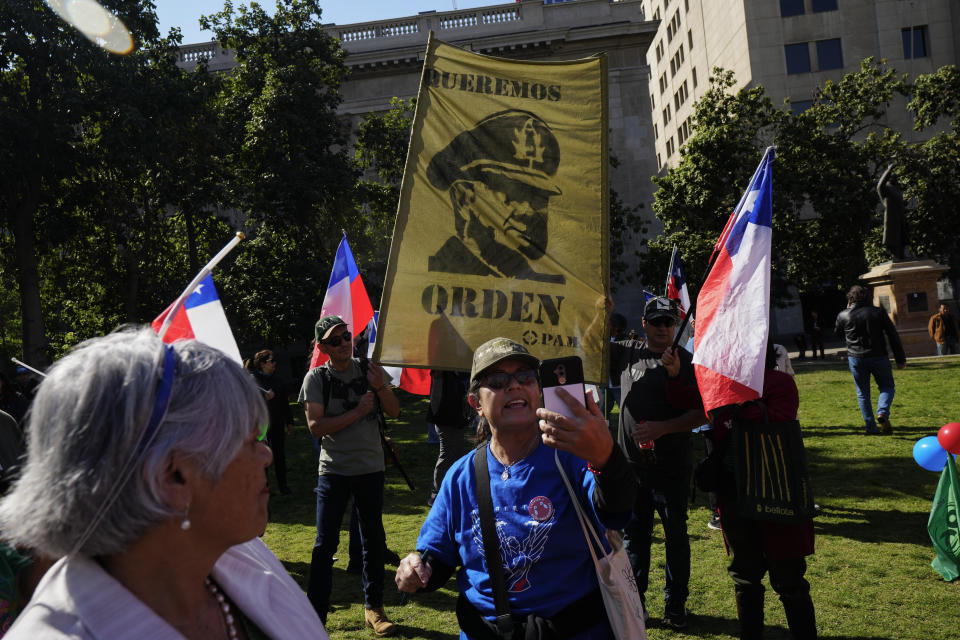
[201,0,363,349]
[0,0,167,364]
[646,61,915,302]
[902,66,960,276]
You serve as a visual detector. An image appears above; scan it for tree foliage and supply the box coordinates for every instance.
[645,60,958,304]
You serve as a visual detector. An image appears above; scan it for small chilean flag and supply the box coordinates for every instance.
[666,245,691,319]
[310,235,374,368]
[693,147,774,414]
[366,313,431,396]
[151,274,242,364]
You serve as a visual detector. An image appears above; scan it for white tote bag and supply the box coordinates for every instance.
[555,451,647,640]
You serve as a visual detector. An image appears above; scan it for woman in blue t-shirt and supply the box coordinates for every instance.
[395,338,636,640]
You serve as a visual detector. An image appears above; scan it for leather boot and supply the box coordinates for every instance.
[734,586,765,640]
[780,592,817,639]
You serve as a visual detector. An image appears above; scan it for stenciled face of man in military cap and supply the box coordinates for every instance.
[426,110,565,285]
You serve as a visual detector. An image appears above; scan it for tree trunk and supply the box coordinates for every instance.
[13,194,48,367]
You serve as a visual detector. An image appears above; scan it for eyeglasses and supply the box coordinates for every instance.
[481,368,539,390]
[322,331,351,347]
[647,317,676,328]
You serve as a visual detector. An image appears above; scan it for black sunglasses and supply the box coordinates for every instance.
[647,317,676,328]
[322,331,351,347]
[482,368,539,390]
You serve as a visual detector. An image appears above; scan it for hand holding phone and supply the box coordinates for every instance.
[539,356,586,419]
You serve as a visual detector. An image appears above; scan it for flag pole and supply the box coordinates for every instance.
[156,231,245,340]
[669,251,719,352]
[10,358,47,379]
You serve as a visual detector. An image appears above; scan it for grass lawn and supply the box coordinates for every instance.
[263,356,960,639]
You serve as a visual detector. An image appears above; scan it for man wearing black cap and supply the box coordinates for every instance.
[299,315,401,636]
[426,109,565,284]
[610,296,706,629]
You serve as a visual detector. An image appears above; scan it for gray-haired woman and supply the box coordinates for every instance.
[0,328,327,639]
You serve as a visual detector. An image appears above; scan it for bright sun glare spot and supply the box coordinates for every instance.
[45,0,134,55]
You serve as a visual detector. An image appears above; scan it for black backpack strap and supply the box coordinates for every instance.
[474,446,514,638]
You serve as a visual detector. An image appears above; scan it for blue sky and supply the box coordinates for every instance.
[157,1,498,44]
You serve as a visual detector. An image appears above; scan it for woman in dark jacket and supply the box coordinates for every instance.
[665,344,817,639]
[247,350,294,494]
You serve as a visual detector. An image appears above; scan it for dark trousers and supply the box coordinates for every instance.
[623,469,691,613]
[266,422,288,491]
[308,472,386,621]
[721,502,816,639]
[431,424,471,501]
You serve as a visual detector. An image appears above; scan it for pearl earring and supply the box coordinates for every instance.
[181,503,191,531]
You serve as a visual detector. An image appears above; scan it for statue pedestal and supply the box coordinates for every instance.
[860,259,948,357]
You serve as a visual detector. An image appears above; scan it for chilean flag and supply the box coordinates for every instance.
[666,245,691,319]
[151,274,242,364]
[310,234,374,368]
[367,313,431,396]
[693,147,774,414]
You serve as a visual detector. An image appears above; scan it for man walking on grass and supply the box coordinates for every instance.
[835,285,906,435]
[300,315,401,636]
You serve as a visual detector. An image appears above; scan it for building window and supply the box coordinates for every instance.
[688,29,693,50]
[659,73,667,94]
[779,0,804,17]
[684,0,689,12]
[902,26,930,59]
[657,153,662,170]
[655,123,659,140]
[673,80,689,111]
[790,99,813,114]
[816,38,843,70]
[811,0,838,11]
[785,42,811,74]
[666,136,675,158]
[662,104,672,126]
[650,93,656,110]
[656,40,664,62]
[692,67,697,88]
[677,117,692,145]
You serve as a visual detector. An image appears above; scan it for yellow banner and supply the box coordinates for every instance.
[374,34,609,383]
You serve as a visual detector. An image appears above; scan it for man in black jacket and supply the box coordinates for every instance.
[835,285,906,435]
[612,297,706,629]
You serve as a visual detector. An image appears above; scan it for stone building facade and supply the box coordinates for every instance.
[643,0,960,172]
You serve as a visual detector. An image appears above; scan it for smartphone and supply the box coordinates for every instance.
[539,356,586,419]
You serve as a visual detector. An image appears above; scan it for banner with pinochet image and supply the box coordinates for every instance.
[374,33,610,383]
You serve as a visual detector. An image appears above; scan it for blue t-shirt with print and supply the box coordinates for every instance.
[416,442,629,638]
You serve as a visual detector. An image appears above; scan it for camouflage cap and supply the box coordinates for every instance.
[644,296,680,321]
[315,315,347,343]
[470,337,540,383]
[427,109,562,196]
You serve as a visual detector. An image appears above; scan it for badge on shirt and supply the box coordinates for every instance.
[528,496,554,522]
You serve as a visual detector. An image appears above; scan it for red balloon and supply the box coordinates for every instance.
[937,422,960,455]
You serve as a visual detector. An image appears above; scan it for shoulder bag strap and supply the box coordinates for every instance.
[554,451,605,565]
[474,446,514,638]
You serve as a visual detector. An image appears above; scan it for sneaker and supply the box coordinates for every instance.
[661,607,689,629]
[364,607,397,637]
[707,511,721,530]
[877,414,893,435]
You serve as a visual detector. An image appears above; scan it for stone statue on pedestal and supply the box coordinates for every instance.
[876,163,910,260]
